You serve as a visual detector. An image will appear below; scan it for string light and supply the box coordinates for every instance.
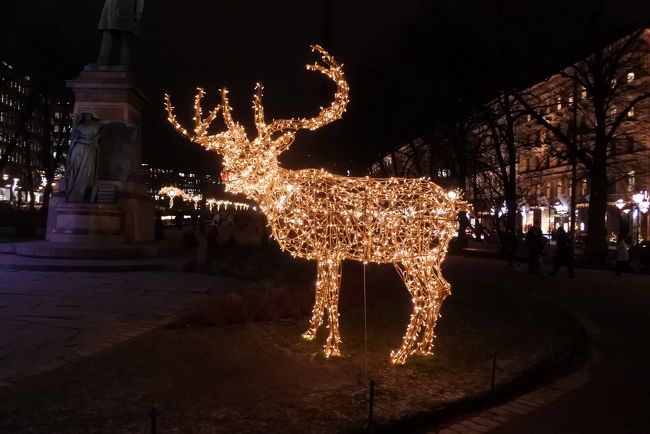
[207,198,251,212]
[165,45,467,364]
[158,186,192,208]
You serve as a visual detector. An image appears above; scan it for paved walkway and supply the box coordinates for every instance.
[0,271,240,387]
[429,257,650,434]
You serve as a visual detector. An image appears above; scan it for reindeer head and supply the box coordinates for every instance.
[165,45,349,200]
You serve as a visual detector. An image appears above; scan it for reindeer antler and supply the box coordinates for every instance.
[164,88,220,142]
[165,86,248,151]
[253,45,349,152]
[166,45,349,154]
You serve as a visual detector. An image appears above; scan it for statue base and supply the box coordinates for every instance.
[46,179,155,243]
[45,67,155,244]
[50,203,127,244]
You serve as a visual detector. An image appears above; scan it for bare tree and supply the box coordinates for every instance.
[515,22,650,259]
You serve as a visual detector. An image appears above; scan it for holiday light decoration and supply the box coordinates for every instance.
[158,186,192,207]
[165,45,467,364]
[207,199,251,212]
[191,194,203,209]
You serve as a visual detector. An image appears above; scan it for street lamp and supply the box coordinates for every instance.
[632,191,648,244]
[615,199,625,210]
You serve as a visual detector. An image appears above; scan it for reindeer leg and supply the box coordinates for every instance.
[302,260,328,340]
[323,259,342,358]
[391,261,426,365]
[415,256,451,355]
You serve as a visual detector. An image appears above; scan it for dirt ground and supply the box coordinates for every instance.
[0,251,578,433]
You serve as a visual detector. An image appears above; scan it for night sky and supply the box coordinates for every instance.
[1,0,649,175]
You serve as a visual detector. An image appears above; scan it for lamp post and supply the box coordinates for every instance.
[632,191,648,245]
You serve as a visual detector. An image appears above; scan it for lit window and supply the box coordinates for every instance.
[556,97,562,110]
[527,114,531,122]
[611,78,617,88]
[627,72,635,83]
[627,171,635,192]
[627,108,634,117]
[557,181,563,197]
[581,87,587,100]
[568,96,574,105]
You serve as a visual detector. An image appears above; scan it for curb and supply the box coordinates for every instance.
[347,295,591,434]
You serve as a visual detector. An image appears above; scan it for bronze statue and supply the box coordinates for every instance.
[65,113,107,203]
[97,0,145,66]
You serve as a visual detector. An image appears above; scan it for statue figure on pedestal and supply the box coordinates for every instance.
[65,113,108,203]
[97,0,145,66]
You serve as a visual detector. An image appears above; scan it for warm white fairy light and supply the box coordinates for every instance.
[165,45,467,364]
[191,194,202,209]
[158,186,192,208]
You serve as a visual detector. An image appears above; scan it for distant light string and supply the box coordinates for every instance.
[165,45,468,364]
[158,186,252,211]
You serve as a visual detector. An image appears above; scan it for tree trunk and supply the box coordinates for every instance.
[585,159,608,260]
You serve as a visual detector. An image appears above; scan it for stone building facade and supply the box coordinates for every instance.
[467,29,650,242]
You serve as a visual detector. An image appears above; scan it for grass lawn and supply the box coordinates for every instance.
[0,248,579,433]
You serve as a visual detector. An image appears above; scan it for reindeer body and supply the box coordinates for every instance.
[166,46,464,364]
[264,168,455,263]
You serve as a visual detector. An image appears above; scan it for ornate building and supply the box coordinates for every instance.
[466,28,650,243]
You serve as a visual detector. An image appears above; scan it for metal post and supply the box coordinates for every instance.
[490,352,497,394]
[367,380,375,433]
[150,406,157,434]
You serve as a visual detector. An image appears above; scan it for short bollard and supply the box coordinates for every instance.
[490,352,497,394]
[367,380,375,433]
[150,406,157,434]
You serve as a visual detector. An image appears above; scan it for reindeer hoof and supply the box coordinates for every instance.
[390,349,409,365]
[302,330,316,341]
[324,345,342,358]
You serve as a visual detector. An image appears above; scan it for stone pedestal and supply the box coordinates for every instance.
[46,67,154,243]
[50,203,127,243]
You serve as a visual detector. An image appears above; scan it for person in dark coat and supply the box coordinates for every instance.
[526,225,544,273]
[550,227,574,278]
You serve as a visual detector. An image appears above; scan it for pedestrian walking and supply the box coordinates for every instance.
[502,229,517,267]
[526,225,544,273]
[615,235,630,276]
[550,227,574,278]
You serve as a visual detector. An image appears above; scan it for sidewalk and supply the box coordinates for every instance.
[0,270,241,387]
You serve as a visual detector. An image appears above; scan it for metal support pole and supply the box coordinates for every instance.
[150,406,157,434]
[367,380,375,433]
[490,352,497,394]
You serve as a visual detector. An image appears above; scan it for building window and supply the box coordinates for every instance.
[568,96,574,106]
[627,72,635,83]
[581,87,587,100]
[546,182,551,198]
[627,171,635,192]
[627,108,634,117]
[582,179,588,195]
[556,96,562,110]
[557,180,563,197]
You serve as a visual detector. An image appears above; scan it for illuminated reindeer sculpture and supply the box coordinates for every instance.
[165,46,466,364]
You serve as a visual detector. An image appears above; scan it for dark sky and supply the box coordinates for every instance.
[1,0,649,175]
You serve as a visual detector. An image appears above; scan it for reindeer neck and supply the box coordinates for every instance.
[222,158,282,205]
